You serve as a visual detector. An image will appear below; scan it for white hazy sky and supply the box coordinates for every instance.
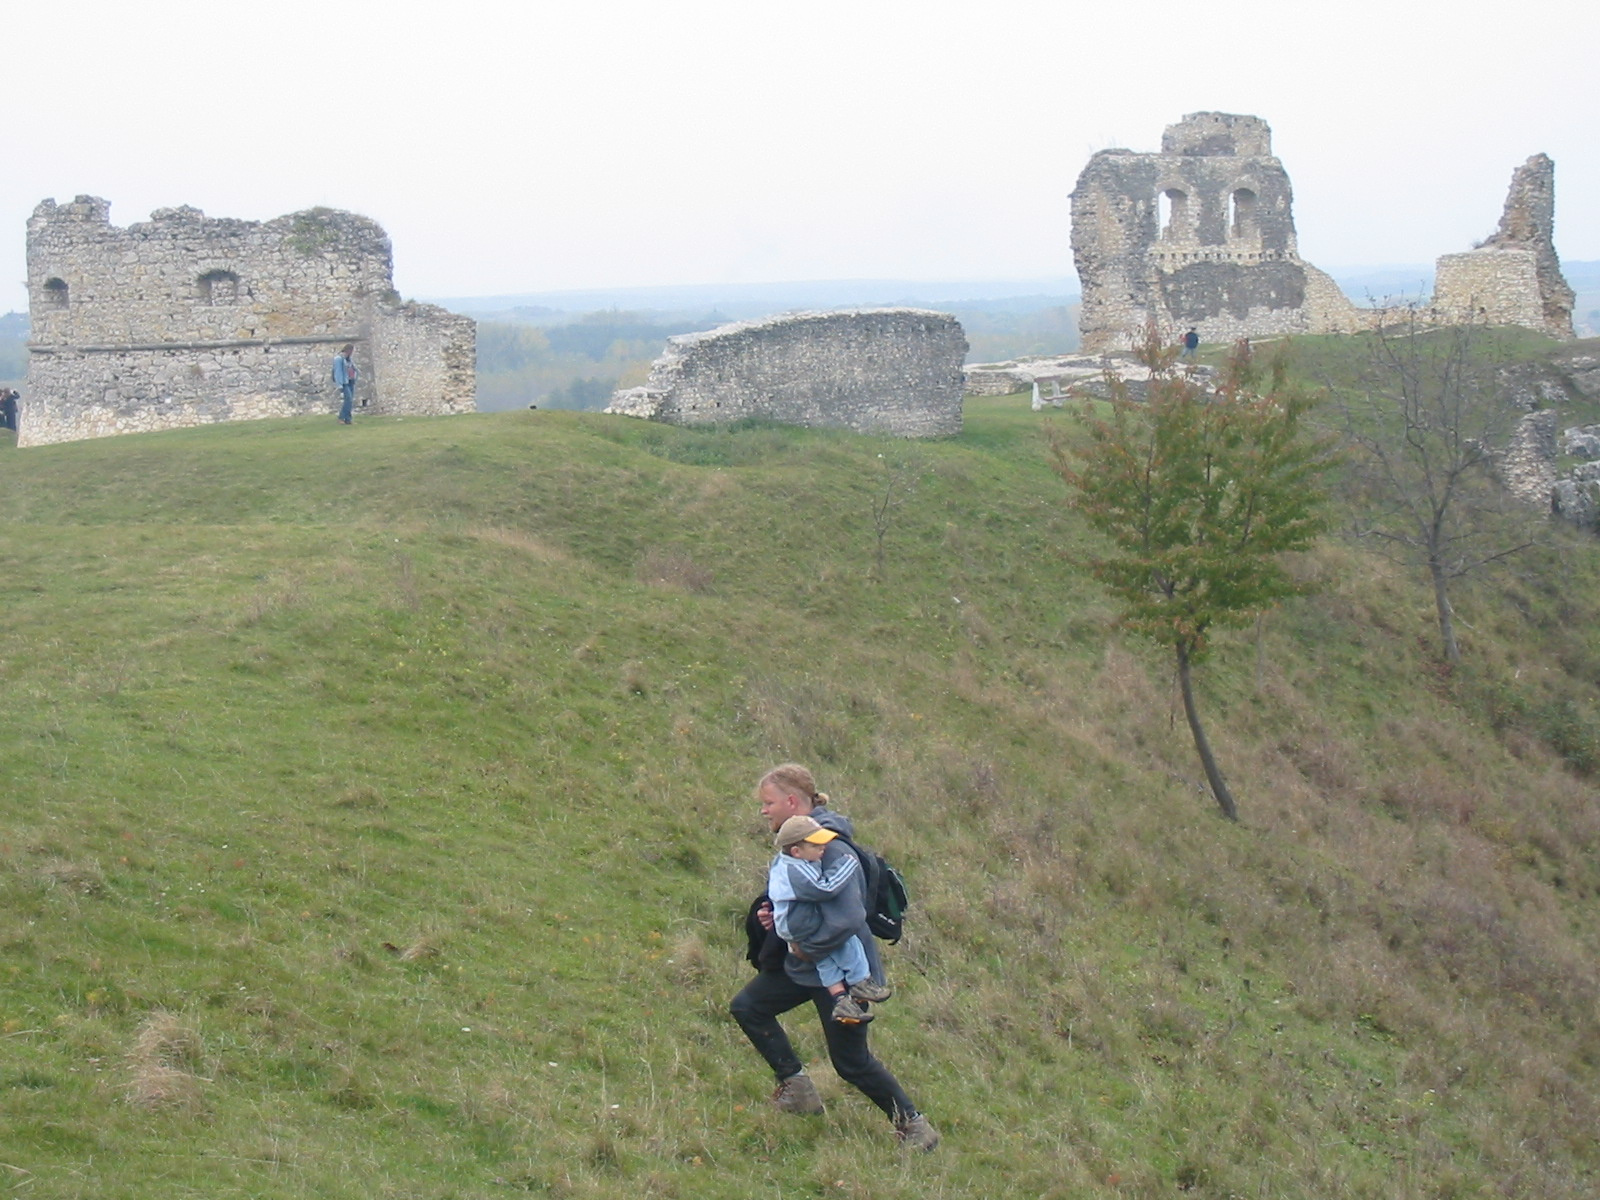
[5,0,1597,313]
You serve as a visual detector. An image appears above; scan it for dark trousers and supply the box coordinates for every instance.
[730,969,917,1122]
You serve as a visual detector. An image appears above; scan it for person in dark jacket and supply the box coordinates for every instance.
[730,762,939,1151]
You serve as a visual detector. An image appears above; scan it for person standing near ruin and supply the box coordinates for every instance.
[730,763,939,1151]
[1182,328,1200,359]
[0,388,18,434]
[332,344,358,425]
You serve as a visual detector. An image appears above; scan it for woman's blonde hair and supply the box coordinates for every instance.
[757,762,828,806]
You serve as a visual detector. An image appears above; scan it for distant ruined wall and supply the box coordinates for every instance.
[1071,116,1574,353]
[1071,113,1364,353]
[22,196,474,447]
[606,309,967,437]
[1431,155,1574,339]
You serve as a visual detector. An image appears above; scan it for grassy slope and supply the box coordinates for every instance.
[2,369,1599,1199]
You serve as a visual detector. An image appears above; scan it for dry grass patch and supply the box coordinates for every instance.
[36,857,105,897]
[400,940,444,966]
[125,1011,207,1113]
[667,933,712,985]
[471,525,574,564]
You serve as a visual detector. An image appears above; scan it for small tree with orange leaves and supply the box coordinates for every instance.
[1053,333,1333,820]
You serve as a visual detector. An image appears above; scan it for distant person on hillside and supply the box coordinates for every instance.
[768,815,892,1025]
[332,345,358,425]
[1182,328,1200,359]
[731,763,938,1151]
[0,388,18,433]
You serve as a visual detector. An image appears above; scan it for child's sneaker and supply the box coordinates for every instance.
[849,979,893,1003]
[831,994,874,1024]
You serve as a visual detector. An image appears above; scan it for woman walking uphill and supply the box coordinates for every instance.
[729,763,939,1151]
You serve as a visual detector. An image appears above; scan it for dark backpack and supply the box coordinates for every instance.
[832,832,910,944]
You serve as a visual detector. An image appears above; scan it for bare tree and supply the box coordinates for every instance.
[869,454,920,583]
[1333,314,1539,663]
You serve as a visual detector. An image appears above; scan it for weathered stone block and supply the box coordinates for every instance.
[606,309,966,438]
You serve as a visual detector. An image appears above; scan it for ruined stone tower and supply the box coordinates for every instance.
[1432,155,1574,339]
[1070,113,1360,353]
[22,197,475,447]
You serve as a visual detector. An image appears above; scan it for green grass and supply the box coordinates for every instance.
[2,364,1600,1198]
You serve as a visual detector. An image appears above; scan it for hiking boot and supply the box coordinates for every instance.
[896,1113,940,1152]
[831,994,873,1024]
[771,1072,825,1115]
[850,979,892,1003]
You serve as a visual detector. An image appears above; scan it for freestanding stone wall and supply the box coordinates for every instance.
[605,309,967,437]
[21,197,474,447]
[1432,155,1574,339]
[1071,113,1364,354]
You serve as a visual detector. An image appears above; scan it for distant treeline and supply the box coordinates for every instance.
[959,304,1079,362]
[474,310,718,412]
[0,312,27,384]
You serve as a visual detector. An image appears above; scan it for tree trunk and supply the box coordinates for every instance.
[1428,557,1460,663]
[1254,612,1266,694]
[1176,641,1238,821]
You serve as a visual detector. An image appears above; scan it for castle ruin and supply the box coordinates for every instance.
[606,309,967,437]
[1432,155,1574,339]
[22,197,475,447]
[1071,114,1576,353]
[1071,113,1362,354]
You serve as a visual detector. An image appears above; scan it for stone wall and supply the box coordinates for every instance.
[1431,155,1574,339]
[369,301,476,417]
[21,196,474,446]
[1498,408,1558,508]
[1434,250,1544,333]
[1071,113,1365,353]
[606,309,967,437]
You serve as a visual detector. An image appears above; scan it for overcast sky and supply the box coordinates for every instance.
[5,0,1596,314]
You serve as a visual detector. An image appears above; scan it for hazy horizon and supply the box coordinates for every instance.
[4,0,1596,316]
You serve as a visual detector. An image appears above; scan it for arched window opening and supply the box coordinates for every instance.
[198,269,240,305]
[42,278,69,310]
[1158,189,1189,241]
[1229,189,1258,240]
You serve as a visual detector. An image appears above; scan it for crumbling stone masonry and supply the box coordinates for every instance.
[1071,113,1363,354]
[22,197,475,447]
[605,309,967,437]
[1432,155,1574,339]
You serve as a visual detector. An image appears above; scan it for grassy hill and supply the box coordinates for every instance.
[4,350,1600,1199]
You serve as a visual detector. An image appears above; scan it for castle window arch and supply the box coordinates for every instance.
[1158,188,1190,240]
[1229,188,1258,240]
[198,269,240,305]
[42,277,69,310]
